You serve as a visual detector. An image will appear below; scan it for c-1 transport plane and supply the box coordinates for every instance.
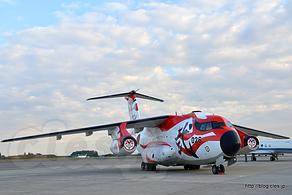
[2,90,290,174]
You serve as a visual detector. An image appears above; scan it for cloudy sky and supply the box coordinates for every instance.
[1,0,292,156]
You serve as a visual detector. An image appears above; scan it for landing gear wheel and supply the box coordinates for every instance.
[184,165,190,170]
[212,165,219,174]
[145,163,156,171]
[218,164,225,173]
[270,156,275,161]
[188,165,200,170]
[145,163,149,171]
[140,162,145,171]
[251,155,257,161]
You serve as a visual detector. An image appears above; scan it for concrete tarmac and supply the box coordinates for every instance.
[0,155,291,195]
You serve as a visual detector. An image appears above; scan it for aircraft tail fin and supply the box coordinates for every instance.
[87,90,164,121]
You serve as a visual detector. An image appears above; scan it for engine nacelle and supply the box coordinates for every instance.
[237,136,259,154]
[110,136,137,156]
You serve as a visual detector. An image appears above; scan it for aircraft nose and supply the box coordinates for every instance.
[220,131,241,157]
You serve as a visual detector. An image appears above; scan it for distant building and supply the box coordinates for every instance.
[70,150,98,158]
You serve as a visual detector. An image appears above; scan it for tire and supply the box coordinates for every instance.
[270,156,275,161]
[140,162,145,171]
[145,163,156,171]
[151,164,156,171]
[212,165,218,174]
[145,163,150,171]
[218,164,225,173]
[251,155,257,161]
[189,165,200,170]
[184,165,190,170]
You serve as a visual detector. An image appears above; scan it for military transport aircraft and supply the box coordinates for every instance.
[1,90,290,174]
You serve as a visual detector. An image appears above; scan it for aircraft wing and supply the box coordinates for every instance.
[233,124,290,139]
[1,115,169,143]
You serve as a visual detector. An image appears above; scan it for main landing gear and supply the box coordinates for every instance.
[251,154,257,161]
[212,164,225,174]
[183,164,200,170]
[270,155,278,161]
[251,154,278,161]
[141,162,156,171]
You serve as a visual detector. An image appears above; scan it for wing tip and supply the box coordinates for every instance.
[1,139,12,143]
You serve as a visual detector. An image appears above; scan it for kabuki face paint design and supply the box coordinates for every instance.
[175,118,216,158]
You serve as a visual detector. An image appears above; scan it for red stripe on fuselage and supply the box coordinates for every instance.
[146,152,156,163]
[140,141,171,149]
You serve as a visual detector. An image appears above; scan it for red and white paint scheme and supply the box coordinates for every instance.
[2,90,290,174]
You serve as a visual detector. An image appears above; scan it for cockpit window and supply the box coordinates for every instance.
[206,122,213,130]
[212,121,225,129]
[195,120,225,131]
[200,123,206,131]
[225,121,235,130]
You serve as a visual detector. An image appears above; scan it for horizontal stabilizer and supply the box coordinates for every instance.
[233,124,290,139]
[87,90,164,102]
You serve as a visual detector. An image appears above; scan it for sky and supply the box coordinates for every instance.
[1,0,292,156]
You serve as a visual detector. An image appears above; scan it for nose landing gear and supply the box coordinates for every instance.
[212,164,225,174]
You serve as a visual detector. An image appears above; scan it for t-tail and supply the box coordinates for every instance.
[87,90,163,155]
[87,90,164,121]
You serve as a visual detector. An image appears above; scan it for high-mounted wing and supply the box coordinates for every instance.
[233,124,290,139]
[1,115,169,143]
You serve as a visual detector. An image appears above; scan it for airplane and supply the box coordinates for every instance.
[1,90,290,174]
[249,139,292,161]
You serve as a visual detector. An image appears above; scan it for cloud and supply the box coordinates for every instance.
[61,2,81,9]
[104,2,128,13]
[1,0,292,155]
[0,0,17,4]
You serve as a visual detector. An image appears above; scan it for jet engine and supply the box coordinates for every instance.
[108,122,137,156]
[237,135,259,154]
[244,136,259,150]
[110,136,137,156]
